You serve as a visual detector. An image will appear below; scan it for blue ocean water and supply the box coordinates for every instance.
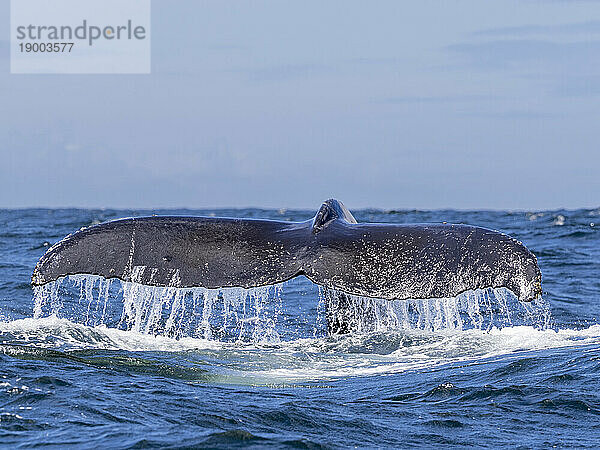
[1,207,599,448]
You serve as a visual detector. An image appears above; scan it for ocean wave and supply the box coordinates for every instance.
[0,316,221,352]
[2,317,599,383]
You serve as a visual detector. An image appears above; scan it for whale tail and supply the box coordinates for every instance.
[32,199,542,303]
[312,199,357,233]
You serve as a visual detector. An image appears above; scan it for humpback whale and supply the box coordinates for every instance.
[32,199,542,309]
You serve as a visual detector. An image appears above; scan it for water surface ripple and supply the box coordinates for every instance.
[1,207,599,448]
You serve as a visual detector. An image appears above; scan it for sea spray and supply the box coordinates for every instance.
[32,275,552,342]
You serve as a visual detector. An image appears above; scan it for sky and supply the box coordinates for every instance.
[1,0,599,210]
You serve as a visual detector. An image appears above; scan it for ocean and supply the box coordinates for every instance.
[1,207,599,448]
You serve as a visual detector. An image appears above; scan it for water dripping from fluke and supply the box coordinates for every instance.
[32,274,553,343]
[320,286,552,334]
[33,275,285,343]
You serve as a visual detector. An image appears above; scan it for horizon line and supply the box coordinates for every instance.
[1,204,598,213]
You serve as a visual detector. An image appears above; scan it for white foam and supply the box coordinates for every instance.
[247,325,600,381]
[2,316,599,383]
[0,316,220,352]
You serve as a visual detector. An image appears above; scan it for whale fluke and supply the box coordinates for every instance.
[32,199,542,302]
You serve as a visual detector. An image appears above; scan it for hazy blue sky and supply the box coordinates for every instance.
[1,1,599,209]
